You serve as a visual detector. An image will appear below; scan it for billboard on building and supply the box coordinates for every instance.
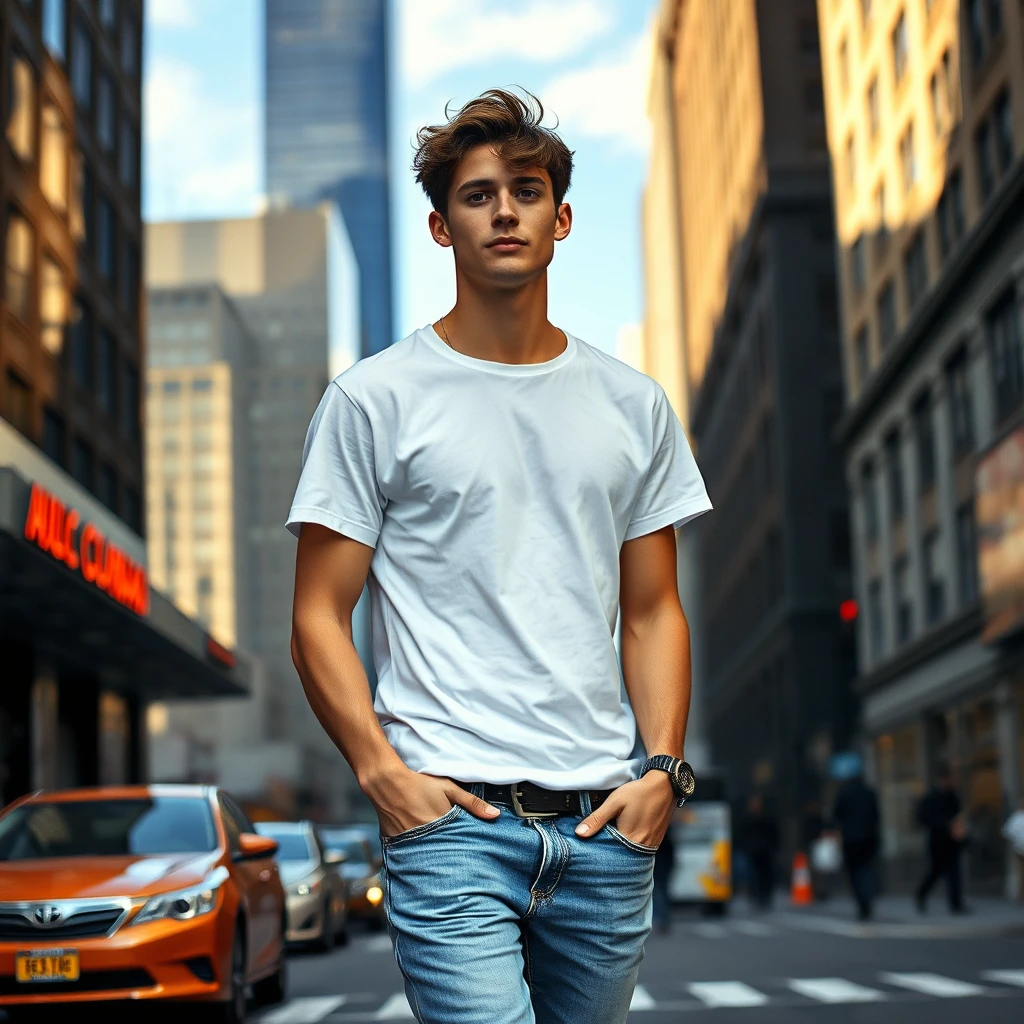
[977,424,1024,643]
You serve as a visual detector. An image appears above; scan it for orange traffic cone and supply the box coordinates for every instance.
[791,852,813,905]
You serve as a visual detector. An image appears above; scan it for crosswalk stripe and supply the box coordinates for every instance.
[363,934,394,954]
[691,922,729,939]
[787,978,884,1003]
[629,984,656,1010]
[688,982,768,1007]
[732,920,775,937]
[983,970,1024,988]
[881,972,986,998]
[262,997,347,1023]
[375,993,415,1019]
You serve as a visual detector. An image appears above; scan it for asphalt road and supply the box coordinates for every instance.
[255,905,1024,1023]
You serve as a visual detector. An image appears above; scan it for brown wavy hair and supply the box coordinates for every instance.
[413,88,574,217]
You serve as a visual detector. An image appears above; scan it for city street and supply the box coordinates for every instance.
[257,901,1024,1023]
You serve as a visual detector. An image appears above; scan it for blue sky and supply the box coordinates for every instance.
[142,0,658,355]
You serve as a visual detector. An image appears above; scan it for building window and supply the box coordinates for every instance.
[121,361,139,440]
[40,254,68,356]
[839,37,849,94]
[851,233,866,293]
[99,0,117,32]
[904,231,927,309]
[121,13,139,78]
[868,578,884,660]
[861,0,873,28]
[855,324,871,386]
[899,122,917,192]
[936,170,965,258]
[96,70,115,152]
[120,238,139,316]
[988,288,1024,421]
[70,297,93,388]
[118,117,137,190]
[98,463,117,512]
[891,11,908,84]
[922,529,946,625]
[846,133,856,190]
[70,18,93,109]
[39,102,68,214]
[862,459,879,541]
[97,195,116,281]
[945,346,975,457]
[913,390,936,491]
[5,210,34,324]
[994,90,1013,175]
[977,120,996,201]
[894,557,913,644]
[3,370,32,436]
[878,279,897,350]
[43,0,66,62]
[6,52,36,162]
[72,437,95,493]
[124,486,141,534]
[956,502,979,605]
[967,0,986,65]
[885,428,904,520]
[866,76,879,139]
[98,328,118,419]
[42,407,65,466]
[874,180,888,249]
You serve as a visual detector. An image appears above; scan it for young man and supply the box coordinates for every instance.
[288,90,711,1023]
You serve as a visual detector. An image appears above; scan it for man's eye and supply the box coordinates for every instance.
[467,192,489,203]
[518,189,539,199]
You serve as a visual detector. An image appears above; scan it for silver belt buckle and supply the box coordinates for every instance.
[510,784,559,819]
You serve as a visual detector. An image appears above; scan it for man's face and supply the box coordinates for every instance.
[429,144,571,288]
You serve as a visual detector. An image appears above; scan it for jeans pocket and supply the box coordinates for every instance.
[381,805,464,847]
[606,824,659,855]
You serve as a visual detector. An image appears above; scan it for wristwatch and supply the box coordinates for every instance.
[641,755,696,807]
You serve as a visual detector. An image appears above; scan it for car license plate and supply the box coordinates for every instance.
[15,949,80,983]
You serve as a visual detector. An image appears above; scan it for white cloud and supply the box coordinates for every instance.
[143,57,259,219]
[543,31,652,154]
[399,0,615,87]
[147,0,198,29]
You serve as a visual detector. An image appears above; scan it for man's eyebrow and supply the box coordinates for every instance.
[456,175,548,193]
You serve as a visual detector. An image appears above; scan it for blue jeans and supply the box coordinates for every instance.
[381,787,655,1023]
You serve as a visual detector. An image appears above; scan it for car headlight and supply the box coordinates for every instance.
[133,867,229,926]
[287,875,321,898]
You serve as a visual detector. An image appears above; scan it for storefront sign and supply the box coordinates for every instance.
[23,483,149,616]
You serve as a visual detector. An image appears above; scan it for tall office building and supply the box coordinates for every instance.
[0,0,246,802]
[265,0,393,358]
[652,0,857,851]
[818,0,1024,894]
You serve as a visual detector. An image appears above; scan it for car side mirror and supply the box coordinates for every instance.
[323,849,346,866]
[236,833,278,861]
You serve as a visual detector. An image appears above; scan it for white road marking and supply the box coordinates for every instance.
[787,978,884,1003]
[375,993,415,1019]
[688,981,769,1007]
[691,922,729,939]
[983,970,1024,988]
[732,920,775,937]
[363,934,394,953]
[262,996,347,1023]
[629,984,657,1010]
[881,972,986,998]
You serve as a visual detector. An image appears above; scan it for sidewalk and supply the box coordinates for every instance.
[770,892,1024,939]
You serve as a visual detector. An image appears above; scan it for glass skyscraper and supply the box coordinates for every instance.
[265,0,393,357]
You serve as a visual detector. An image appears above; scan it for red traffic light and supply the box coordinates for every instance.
[839,599,858,622]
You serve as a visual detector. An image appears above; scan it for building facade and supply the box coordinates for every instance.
[819,0,1024,894]
[0,0,247,804]
[655,0,857,850]
[265,0,393,359]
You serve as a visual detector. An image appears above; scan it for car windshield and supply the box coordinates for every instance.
[326,838,370,866]
[260,831,315,862]
[0,798,218,859]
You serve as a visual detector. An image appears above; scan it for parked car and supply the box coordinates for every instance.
[318,827,385,929]
[0,784,287,1022]
[255,821,349,949]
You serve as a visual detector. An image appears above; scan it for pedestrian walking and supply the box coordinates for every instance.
[652,821,677,934]
[915,768,968,914]
[740,794,779,909]
[1002,798,1024,900]
[287,89,712,1024]
[832,773,880,921]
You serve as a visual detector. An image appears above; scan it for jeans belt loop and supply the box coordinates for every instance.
[578,790,593,817]
[510,784,559,819]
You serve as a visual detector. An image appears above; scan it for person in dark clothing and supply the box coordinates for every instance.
[832,775,880,921]
[741,794,779,909]
[652,823,676,934]
[915,770,966,913]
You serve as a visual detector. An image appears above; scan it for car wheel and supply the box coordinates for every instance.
[316,899,335,952]
[206,922,248,1022]
[252,951,288,1006]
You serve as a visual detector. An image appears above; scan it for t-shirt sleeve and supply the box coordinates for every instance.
[625,385,713,541]
[285,382,385,547]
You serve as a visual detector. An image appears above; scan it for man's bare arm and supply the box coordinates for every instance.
[575,524,690,845]
[291,523,498,834]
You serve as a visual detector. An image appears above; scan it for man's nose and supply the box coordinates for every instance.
[492,189,518,225]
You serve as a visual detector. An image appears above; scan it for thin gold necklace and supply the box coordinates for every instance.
[439,315,456,352]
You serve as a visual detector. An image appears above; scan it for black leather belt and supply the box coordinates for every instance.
[456,780,612,818]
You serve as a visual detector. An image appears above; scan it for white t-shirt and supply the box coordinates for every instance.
[287,326,712,789]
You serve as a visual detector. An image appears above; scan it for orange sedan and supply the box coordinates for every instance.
[0,784,287,1022]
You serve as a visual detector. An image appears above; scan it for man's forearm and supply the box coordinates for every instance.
[620,602,692,759]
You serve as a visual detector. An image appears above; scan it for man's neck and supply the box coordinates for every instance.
[435,274,565,364]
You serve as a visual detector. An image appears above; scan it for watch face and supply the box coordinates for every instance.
[674,761,696,800]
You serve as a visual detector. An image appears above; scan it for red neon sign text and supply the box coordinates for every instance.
[24,483,150,615]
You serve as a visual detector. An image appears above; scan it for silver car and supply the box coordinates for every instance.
[255,821,349,949]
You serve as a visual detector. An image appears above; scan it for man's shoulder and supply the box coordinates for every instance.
[572,335,665,404]
[331,330,426,399]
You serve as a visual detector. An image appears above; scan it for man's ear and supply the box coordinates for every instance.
[554,202,572,242]
[429,209,453,248]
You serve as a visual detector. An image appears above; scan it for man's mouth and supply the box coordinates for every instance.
[486,237,528,250]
